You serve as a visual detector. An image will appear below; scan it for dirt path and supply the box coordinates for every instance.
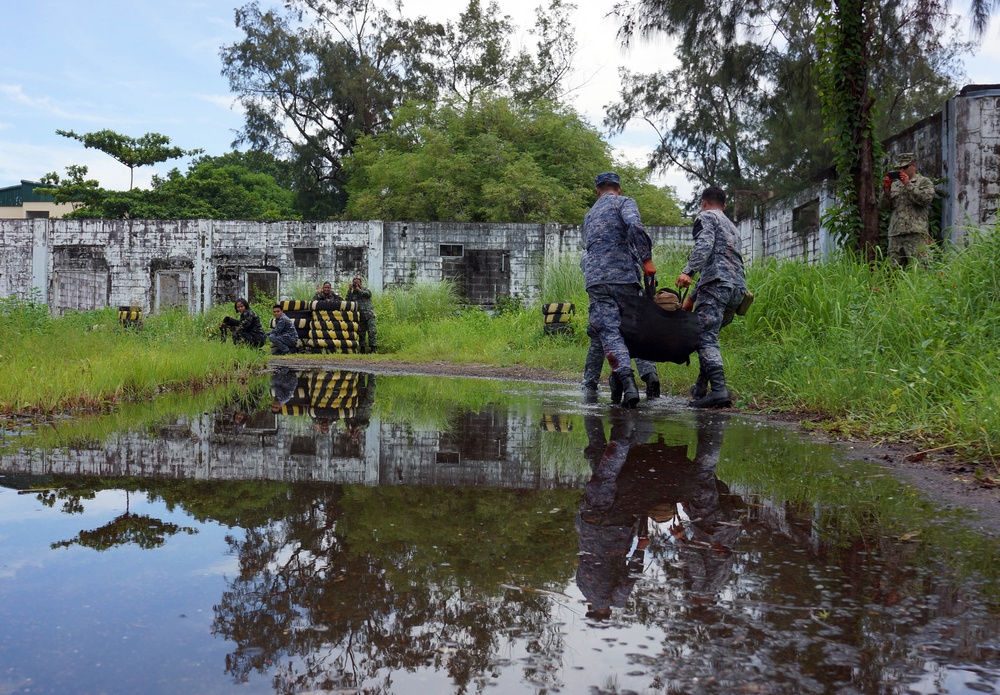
[273,355,1000,536]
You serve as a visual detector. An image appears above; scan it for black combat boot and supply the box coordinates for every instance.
[609,372,623,405]
[642,372,660,399]
[689,366,731,408]
[690,368,708,399]
[615,370,641,409]
[581,381,599,404]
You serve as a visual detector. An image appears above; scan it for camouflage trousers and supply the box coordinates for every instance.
[693,282,743,372]
[888,233,931,268]
[586,283,642,376]
[583,323,656,389]
[358,311,377,351]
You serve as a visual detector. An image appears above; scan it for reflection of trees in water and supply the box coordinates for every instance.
[41,487,197,551]
[212,485,580,693]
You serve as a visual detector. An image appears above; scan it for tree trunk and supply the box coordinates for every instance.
[856,96,881,260]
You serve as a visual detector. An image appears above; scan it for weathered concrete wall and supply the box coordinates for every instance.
[382,221,545,302]
[877,84,1000,245]
[0,219,36,300]
[0,409,589,489]
[949,86,1000,241]
[737,183,838,265]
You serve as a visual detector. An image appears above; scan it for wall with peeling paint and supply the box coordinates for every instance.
[0,218,692,312]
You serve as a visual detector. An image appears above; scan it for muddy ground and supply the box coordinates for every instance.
[276,355,1000,537]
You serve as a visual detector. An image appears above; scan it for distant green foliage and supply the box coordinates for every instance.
[39,155,298,221]
[343,95,687,225]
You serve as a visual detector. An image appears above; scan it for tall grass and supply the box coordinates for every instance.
[725,228,1000,464]
[0,300,267,415]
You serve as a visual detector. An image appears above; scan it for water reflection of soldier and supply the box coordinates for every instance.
[576,412,656,620]
[270,367,299,413]
[575,411,739,619]
[345,373,376,442]
[666,412,741,600]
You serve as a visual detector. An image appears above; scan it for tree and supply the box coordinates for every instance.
[607,0,980,237]
[56,129,202,190]
[37,155,298,220]
[220,0,578,217]
[342,95,686,225]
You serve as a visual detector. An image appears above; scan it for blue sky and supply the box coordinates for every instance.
[2,0,996,201]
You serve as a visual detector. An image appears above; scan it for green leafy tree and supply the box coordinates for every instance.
[38,155,297,220]
[56,129,202,190]
[343,95,686,224]
[608,0,975,229]
[220,0,577,217]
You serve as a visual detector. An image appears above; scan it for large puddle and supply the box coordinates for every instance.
[1,368,999,694]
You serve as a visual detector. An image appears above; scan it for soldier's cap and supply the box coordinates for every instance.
[594,172,620,187]
[895,153,916,168]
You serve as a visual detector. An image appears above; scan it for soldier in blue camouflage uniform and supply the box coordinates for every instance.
[220,298,266,348]
[267,304,299,355]
[582,172,657,408]
[346,276,377,353]
[880,153,937,267]
[580,252,659,403]
[676,186,747,408]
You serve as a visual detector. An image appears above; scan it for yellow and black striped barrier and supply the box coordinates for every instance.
[540,413,573,432]
[541,302,574,335]
[118,305,143,330]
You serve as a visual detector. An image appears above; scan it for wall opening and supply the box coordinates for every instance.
[155,271,192,311]
[52,271,109,314]
[293,247,319,268]
[335,246,365,276]
[246,271,279,303]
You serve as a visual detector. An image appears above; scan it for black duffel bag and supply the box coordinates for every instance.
[619,278,701,364]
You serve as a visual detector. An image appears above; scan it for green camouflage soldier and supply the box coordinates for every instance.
[313,281,343,302]
[346,276,377,353]
[880,153,936,267]
[219,298,266,347]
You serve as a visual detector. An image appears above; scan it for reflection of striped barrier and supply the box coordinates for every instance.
[271,369,361,420]
[118,305,143,330]
[278,405,355,419]
[540,413,573,432]
[541,302,574,335]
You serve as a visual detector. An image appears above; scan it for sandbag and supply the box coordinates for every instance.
[619,287,701,364]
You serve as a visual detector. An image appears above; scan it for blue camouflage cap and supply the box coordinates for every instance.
[594,172,620,187]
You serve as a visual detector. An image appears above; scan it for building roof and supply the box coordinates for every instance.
[0,180,54,207]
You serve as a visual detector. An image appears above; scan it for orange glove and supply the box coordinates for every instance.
[642,258,657,276]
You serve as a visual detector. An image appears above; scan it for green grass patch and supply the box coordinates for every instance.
[0,296,268,415]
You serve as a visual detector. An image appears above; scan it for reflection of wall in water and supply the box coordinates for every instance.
[1,407,588,489]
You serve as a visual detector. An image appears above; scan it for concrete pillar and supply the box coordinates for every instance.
[31,218,49,305]
[367,220,384,292]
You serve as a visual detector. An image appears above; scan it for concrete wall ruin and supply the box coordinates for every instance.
[3,87,996,309]
[0,217,693,312]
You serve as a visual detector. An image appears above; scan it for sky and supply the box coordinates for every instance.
[1,0,997,202]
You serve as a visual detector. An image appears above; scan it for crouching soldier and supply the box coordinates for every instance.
[268,304,299,355]
[220,298,266,348]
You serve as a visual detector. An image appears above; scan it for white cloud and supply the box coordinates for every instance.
[0,84,114,124]
[198,93,243,113]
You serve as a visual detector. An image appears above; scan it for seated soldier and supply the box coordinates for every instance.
[313,281,343,302]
